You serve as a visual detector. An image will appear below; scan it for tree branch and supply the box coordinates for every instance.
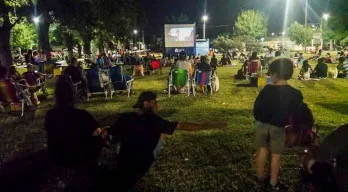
[10,16,23,29]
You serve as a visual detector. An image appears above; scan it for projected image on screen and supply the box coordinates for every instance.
[165,24,195,47]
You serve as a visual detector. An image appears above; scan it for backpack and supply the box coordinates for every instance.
[286,103,318,148]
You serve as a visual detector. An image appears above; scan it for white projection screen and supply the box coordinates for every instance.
[164,24,196,47]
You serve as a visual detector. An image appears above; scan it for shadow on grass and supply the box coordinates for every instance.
[316,101,348,115]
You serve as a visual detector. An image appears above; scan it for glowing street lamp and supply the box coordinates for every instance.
[133,30,138,35]
[271,32,275,36]
[33,17,40,24]
[323,13,330,21]
[202,15,208,39]
[261,37,265,42]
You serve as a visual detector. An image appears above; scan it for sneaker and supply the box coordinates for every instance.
[267,182,288,192]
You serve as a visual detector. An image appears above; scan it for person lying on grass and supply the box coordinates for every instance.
[254,58,304,191]
[107,91,220,191]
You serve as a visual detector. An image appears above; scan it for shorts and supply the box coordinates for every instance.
[255,121,286,154]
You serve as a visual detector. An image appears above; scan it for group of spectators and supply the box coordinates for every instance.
[0,64,46,106]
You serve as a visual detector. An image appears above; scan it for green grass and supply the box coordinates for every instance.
[1,62,348,191]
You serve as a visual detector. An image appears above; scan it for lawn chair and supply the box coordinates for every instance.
[86,68,110,101]
[0,79,32,116]
[168,69,190,97]
[192,70,212,96]
[248,60,260,74]
[150,59,162,75]
[109,66,134,98]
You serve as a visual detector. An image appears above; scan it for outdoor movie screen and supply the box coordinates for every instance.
[164,24,196,47]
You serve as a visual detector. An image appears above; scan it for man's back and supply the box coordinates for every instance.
[64,66,83,83]
[45,107,100,167]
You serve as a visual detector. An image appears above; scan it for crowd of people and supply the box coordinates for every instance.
[1,49,347,191]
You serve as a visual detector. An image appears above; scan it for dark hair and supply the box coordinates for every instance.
[8,66,17,76]
[302,60,310,72]
[0,65,8,79]
[71,57,78,66]
[269,58,294,80]
[132,91,157,109]
[200,56,207,63]
[250,52,258,60]
[55,77,74,108]
[275,51,281,57]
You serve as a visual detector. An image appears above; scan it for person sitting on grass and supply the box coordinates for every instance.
[303,124,348,192]
[325,53,333,63]
[337,57,348,78]
[219,54,228,66]
[311,58,328,78]
[254,58,304,191]
[299,60,312,80]
[45,78,109,191]
[107,91,209,191]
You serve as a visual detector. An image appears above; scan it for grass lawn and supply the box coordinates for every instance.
[1,61,348,191]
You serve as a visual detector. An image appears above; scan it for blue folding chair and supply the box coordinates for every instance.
[86,68,110,101]
[109,66,134,98]
[192,70,212,96]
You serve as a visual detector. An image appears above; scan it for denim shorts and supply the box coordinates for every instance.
[255,121,286,154]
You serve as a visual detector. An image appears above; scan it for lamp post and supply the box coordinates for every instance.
[202,15,208,40]
[133,30,138,50]
[304,0,309,53]
[321,13,330,50]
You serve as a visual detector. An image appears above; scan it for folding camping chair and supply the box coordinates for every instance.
[86,68,110,101]
[248,60,260,74]
[109,66,134,98]
[168,69,190,97]
[0,79,32,116]
[150,59,162,75]
[192,70,212,96]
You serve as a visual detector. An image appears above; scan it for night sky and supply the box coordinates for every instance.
[138,0,329,38]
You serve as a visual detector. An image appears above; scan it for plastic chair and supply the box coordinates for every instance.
[192,70,212,96]
[109,66,134,98]
[168,69,190,97]
[248,60,260,74]
[86,68,109,101]
[150,59,162,75]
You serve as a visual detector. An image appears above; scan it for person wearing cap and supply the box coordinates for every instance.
[108,91,203,191]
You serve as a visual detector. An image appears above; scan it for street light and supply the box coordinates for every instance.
[33,16,40,24]
[321,13,330,49]
[323,13,330,21]
[271,32,275,36]
[133,30,138,35]
[261,37,265,42]
[202,15,208,39]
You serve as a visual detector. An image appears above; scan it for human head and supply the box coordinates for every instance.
[33,51,38,57]
[302,60,309,67]
[300,52,303,56]
[27,49,32,55]
[55,77,74,108]
[132,91,158,113]
[200,56,207,63]
[213,54,216,58]
[26,64,35,72]
[71,57,78,67]
[268,58,294,82]
[179,51,187,60]
[275,51,281,57]
[252,52,258,58]
[0,65,8,80]
[318,58,325,64]
[8,66,17,76]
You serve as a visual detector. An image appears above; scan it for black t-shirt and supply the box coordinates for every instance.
[110,112,177,173]
[64,66,83,83]
[254,85,303,127]
[45,107,100,167]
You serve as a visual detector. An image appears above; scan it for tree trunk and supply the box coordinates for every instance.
[77,44,82,58]
[0,27,13,67]
[38,21,51,60]
[83,38,91,58]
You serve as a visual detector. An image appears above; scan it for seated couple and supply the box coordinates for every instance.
[0,64,44,106]
[63,57,90,98]
[46,78,214,191]
[299,58,328,80]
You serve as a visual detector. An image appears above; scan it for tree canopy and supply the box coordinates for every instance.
[235,10,268,40]
[287,21,313,46]
[10,18,37,51]
[212,34,243,52]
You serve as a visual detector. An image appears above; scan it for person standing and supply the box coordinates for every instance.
[254,58,304,191]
